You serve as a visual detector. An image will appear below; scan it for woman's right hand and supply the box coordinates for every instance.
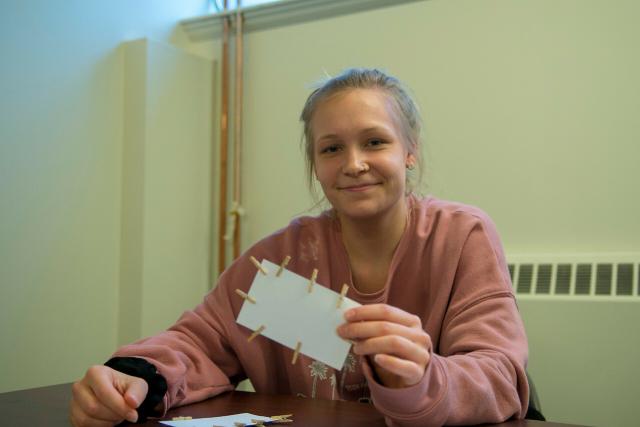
[69,365,148,427]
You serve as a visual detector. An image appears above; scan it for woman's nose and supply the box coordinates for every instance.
[343,149,369,176]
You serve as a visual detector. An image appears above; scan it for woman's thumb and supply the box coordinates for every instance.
[123,376,148,409]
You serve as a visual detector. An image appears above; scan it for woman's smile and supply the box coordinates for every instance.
[310,88,415,221]
[338,182,382,192]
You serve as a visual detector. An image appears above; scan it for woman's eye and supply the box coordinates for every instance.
[367,139,385,147]
[320,145,340,154]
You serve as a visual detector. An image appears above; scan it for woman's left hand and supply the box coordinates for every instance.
[336,304,432,388]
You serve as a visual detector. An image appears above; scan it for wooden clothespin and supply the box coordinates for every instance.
[234,422,246,427]
[250,256,269,275]
[235,288,256,304]
[276,255,291,277]
[269,414,293,424]
[336,283,349,308]
[307,268,318,293]
[291,341,301,365]
[247,325,266,342]
[250,420,265,426]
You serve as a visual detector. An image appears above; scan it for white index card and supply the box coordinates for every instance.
[236,259,360,370]
[160,413,271,427]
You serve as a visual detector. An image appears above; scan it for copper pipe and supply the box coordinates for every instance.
[217,0,231,276]
[232,2,244,259]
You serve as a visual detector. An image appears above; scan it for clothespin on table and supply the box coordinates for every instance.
[269,414,293,424]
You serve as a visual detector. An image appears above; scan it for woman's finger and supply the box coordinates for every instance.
[373,354,426,383]
[70,406,118,427]
[338,318,432,352]
[338,320,426,344]
[70,405,121,427]
[86,367,139,422]
[87,366,137,421]
[344,304,421,327]
[71,381,126,424]
[353,335,431,366]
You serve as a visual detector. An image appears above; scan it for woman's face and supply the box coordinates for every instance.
[311,88,415,222]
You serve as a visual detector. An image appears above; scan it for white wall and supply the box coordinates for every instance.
[520,298,640,427]
[0,0,211,392]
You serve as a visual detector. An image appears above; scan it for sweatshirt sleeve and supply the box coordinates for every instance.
[111,254,257,413]
[365,214,529,427]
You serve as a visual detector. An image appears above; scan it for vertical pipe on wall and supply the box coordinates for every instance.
[217,0,230,276]
[232,2,244,259]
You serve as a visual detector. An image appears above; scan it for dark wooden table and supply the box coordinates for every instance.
[0,383,587,427]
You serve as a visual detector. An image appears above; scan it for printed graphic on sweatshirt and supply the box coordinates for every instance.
[308,360,328,398]
[340,351,371,402]
[299,236,320,262]
[296,350,370,402]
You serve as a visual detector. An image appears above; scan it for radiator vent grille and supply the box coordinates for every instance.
[536,264,552,294]
[516,264,533,294]
[507,254,640,297]
[617,264,633,295]
[575,264,591,295]
[555,264,571,294]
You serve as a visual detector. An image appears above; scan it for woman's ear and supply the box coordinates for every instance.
[406,152,417,169]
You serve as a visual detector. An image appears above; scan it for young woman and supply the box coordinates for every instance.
[70,69,529,427]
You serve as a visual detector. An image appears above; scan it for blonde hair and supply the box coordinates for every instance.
[299,68,423,198]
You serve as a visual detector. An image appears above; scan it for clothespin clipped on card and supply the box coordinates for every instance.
[291,341,302,365]
[250,256,269,275]
[336,284,349,308]
[247,325,266,342]
[276,255,291,277]
[307,268,318,293]
[235,288,257,304]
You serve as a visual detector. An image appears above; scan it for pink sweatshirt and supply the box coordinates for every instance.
[114,196,529,426]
